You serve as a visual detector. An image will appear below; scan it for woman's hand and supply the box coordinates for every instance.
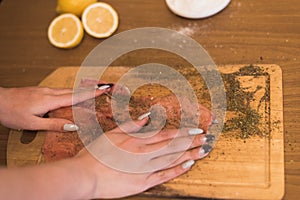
[76,116,214,199]
[0,86,110,131]
[0,113,214,200]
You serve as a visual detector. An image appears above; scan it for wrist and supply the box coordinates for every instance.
[70,155,98,199]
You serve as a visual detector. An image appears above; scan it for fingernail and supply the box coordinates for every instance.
[97,83,114,90]
[138,112,151,120]
[199,144,212,157]
[182,160,195,169]
[212,119,219,124]
[188,128,204,135]
[124,86,131,94]
[63,124,79,131]
[202,134,216,143]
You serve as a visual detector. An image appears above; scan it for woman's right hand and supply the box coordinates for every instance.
[75,116,214,199]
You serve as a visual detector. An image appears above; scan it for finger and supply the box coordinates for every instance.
[156,143,213,170]
[28,116,78,132]
[146,160,195,188]
[148,135,195,154]
[180,133,216,150]
[199,104,215,131]
[142,128,204,144]
[31,87,72,95]
[48,88,73,95]
[179,145,212,164]
[110,84,130,96]
[49,88,109,109]
[79,79,102,87]
[149,133,215,161]
[143,130,208,153]
[108,117,149,134]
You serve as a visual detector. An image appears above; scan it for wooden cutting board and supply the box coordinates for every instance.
[7,65,284,200]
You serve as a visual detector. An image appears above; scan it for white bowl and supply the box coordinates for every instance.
[165,0,231,19]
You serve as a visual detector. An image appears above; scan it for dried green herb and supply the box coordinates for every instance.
[222,65,270,139]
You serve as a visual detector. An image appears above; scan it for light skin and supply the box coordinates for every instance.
[0,86,106,131]
[0,86,211,200]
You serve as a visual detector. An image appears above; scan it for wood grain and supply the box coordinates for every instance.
[7,65,284,199]
[0,0,299,199]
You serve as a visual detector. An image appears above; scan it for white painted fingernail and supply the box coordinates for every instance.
[138,112,151,120]
[63,124,79,131]
[212,118,219,124]
[182,160,195,169]
[124,86,131,94]
[188,128,204,135]
[98,85,111,90]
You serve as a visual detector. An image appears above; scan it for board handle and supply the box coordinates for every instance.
[7,130,45,167]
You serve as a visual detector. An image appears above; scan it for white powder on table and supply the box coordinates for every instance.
[171,22,210,37]
[176,25,196,36]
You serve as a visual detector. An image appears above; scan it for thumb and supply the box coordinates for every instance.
[30,116,79,132]
[109,114,150,134]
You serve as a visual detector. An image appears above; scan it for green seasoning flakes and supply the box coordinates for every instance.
[222,65,270,139]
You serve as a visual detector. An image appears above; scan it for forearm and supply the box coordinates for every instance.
[0,157,96,200]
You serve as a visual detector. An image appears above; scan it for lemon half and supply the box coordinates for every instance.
[48,13,84,49]
[82,2,119,38]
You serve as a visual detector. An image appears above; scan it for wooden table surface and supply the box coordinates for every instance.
[0,0,299,199]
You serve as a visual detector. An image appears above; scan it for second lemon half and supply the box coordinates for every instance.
[82,2,119,39]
